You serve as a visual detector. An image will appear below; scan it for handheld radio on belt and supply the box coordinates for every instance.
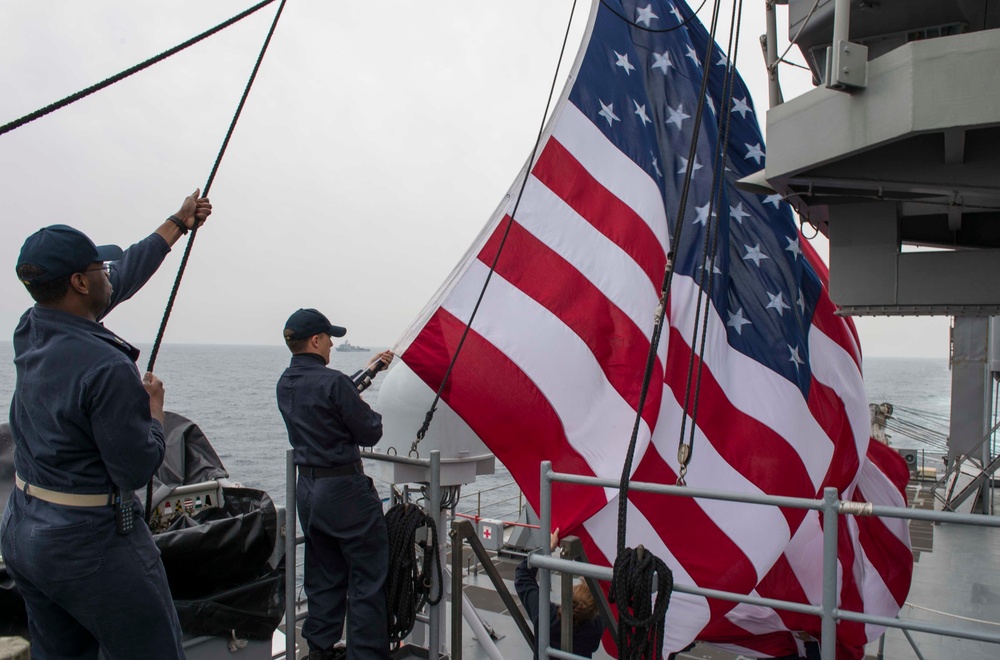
[114,488,136,535]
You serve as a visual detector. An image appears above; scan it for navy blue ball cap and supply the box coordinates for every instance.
[16,224,123,285]
[283,308,347,341]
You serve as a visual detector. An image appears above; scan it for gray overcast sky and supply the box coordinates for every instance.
[0,0,949,357]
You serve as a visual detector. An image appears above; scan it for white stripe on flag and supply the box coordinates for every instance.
[441,260,651,486]
[808,325,871,477]
[651,388,792,578]
[510,175,662,341]
[552,103,671,256]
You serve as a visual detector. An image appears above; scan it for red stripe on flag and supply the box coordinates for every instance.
[856,441,914,606]
[532,139,667,289]
[402,308,608,527]
[853,486,913,607]
[630,450,758,620]
[809,375,862,493]
[664,325,813,529]
[477,220,662,430]
[801,235,862,367]
[831,518,869,658]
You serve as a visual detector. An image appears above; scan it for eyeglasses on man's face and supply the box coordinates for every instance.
[83,263,111,275]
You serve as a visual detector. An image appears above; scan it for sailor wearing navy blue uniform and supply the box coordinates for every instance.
[515,530,605,659]
[0,191,211,659]
[276,308,393,660]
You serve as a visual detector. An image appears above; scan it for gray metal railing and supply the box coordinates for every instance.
[531,461,1000,660]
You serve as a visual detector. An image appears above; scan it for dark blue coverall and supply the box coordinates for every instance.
[0,234,184,659]
[515,558,605,659]
[277,354,389,659]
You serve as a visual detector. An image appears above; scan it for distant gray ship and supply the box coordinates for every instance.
[335,340,368,353]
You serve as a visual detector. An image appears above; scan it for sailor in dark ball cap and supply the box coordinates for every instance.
[0,190,211,659]
[276,308,393,660]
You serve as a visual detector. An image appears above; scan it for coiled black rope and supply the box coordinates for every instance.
[0,0,278,138]
[384,503,443,645]
[609,547,673,660]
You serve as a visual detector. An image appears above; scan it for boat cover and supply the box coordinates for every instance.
[0,414,284,641]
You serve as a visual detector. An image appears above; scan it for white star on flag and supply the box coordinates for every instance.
[763,194,783,208]
[615,51,636,75]
[729,202,749,224]
[651,156,662,178]
[635,4,659,27]
[685,44,701,67]
[699,256,722,276]
[704,95,716,117]
[727,307,752,335]
[693,202,716,226]
[678,155,702,175]
[652,51,673,74]
[742,243,769,267]
[669,3,685,23]
[788,344,805,370]
[633,101,652,126]
[766,291,791,315]
[666,102,690,130]
[598,100,620,127]
[716,52,729,67]
[732,96,752,118]
[797,289,806,313]
[785,236,802,260]
[744,143,765,165]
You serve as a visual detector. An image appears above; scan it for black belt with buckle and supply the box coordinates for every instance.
[300,462,363,478]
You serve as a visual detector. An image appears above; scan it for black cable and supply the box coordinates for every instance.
[0,0,278,138]
[680,0,744,484]
[411,0,580,455]
[144,0,288,525]
[384,503,443,645]
[601,0,734,655]
[614,0,723,555]
[146,0,288,374]
[598,0,710,33]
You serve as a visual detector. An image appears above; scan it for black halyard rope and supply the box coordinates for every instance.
[146,0,288,374]
[0,0,278,138]
[384,503,443,645]
[606,1,741,657]
[410,0,580,457]
[678,0,744,487]
[142,0,289,523]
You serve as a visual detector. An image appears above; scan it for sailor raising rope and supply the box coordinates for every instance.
[2,191,212,658]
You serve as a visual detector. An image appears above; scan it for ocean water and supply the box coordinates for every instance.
[0,341,952,516]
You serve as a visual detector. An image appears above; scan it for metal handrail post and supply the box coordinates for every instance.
[539,461,553,659]
[901,627,929,660]
[429,450,442,659]
[832,0,850,50]
[451,521,463,660]
[765,0,781,108]
[285,449,296,660]
[821,487,839,659]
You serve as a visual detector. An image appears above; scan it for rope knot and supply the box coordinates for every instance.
[609,546,673,659]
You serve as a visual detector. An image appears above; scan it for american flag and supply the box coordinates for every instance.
[392,1,912,656]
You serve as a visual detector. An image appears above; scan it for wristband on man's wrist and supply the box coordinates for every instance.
[168,214,189,234]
